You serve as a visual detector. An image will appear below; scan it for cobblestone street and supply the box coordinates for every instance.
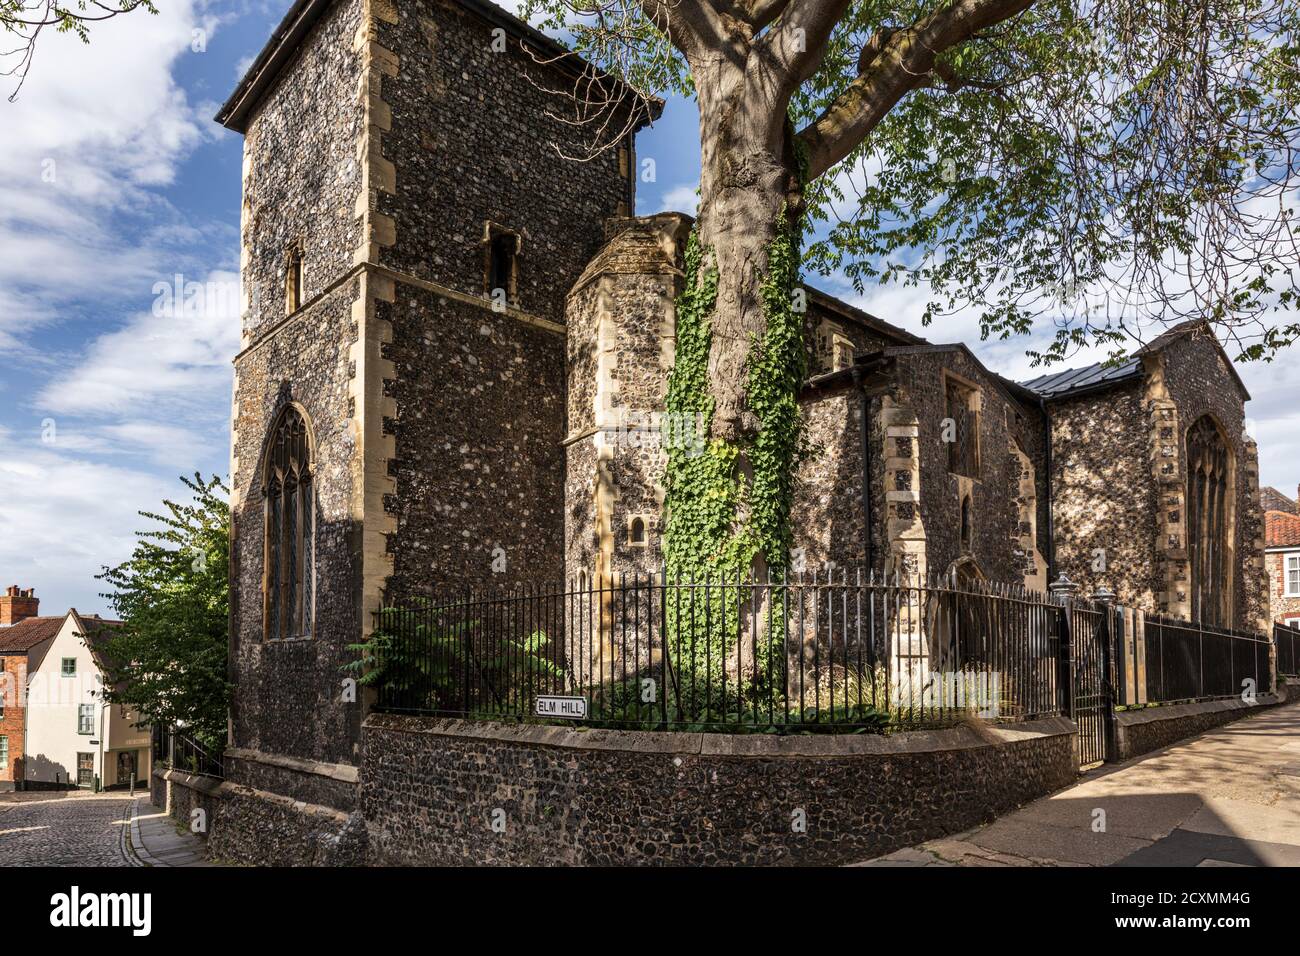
[0,793,136,867]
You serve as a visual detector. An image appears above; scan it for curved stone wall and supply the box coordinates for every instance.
[361,714,1077,866]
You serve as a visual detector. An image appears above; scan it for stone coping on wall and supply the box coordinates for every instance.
[363,712,1077,757]
[152,767,225,797]
[1113,689,1286,762]
[224,746,360,783]
[1116,691,1283,727]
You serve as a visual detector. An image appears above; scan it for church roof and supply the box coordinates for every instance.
[216,0,662,133]
[1020,357,1143,399]
[1019,319,1250,402]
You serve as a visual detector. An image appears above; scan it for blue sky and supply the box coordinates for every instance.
[0,0,1295,614]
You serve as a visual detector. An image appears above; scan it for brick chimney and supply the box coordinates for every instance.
[0,586,39,626]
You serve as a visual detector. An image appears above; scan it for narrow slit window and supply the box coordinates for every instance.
[286,245,304,314]
[945,379,980,478]
[960,495,972,552]
[1186,415,1231,626]
[488,233,516,301]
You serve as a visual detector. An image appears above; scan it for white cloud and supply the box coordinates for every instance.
[38,270,240,420]
[657,182,700,215]
[0,426,175,616]
[0,1,208,338]
[0,5,236,614]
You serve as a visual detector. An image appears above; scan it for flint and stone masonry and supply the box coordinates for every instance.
[214,0,1271,864]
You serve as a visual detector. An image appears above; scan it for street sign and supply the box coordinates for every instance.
[535,695,588,719]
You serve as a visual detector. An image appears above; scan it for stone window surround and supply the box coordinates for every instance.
[627,514,651,548]
[480,220,522,304]
[284,239,305,315]
[1185,413,1234,626]
[942,370,982,481]
[260,401,318,643]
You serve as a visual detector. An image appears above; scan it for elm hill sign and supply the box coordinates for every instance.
[535,695,588,719]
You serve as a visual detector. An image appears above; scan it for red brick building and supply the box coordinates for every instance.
[0,586,64,790]
[1266,491,1300,631]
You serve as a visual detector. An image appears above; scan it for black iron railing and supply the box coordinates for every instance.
[365,571,1075,731]
[155,724,224,779]
[1276,622,1300,678]
[1143,615,1272,704]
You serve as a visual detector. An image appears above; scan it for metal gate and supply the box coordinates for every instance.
[1069,603,1115,769]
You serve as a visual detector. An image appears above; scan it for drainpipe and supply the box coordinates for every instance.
[853,367,876,571]
[97,697,107,792]
[1040,396,1056,583]
[20,659,28,792]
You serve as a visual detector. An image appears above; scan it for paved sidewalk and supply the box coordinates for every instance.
[859,698,1300,867]
[128,799,215,867]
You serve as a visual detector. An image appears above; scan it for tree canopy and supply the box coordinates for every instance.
[526,0,1300,364]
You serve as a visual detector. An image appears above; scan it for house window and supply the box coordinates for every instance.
[1187,415,1232,627]
[1286,555,1300,597]
[945,378,980,478]
[77,704,94,735]
[484,225,519,304]
[0,735,7,769]
[61,658,76,677]
[263,405,315,641]
[285,244,304,314]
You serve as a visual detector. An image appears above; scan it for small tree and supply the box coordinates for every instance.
[96,473,230,750]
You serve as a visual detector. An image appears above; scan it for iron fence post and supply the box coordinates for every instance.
[1090,588,1118,762]
[462,589,472,717]
[1050,575,1078,719]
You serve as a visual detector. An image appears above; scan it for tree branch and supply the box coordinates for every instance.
[797,0,1037,180]
[636,0,725,56]
[759,0,854,91]
[746,0,793,31]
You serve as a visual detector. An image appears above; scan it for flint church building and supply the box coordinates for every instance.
[209,0,1270,862]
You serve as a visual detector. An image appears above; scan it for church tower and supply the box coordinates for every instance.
[563,214,692,587]
[214,0,650,862]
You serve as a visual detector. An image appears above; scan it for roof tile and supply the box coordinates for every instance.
[0,615,64,652]
[1266,510,1300,549]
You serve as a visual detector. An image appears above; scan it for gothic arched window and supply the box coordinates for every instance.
[1186,415,1232,627]
[263,405,314,640]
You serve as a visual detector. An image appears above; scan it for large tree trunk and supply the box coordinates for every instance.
[694,57,803,448]
[664,54,806,697]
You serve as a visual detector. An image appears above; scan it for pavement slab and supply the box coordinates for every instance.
[856,698,1300,867]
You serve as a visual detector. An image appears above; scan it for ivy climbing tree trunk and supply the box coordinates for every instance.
[665,49,807,586]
